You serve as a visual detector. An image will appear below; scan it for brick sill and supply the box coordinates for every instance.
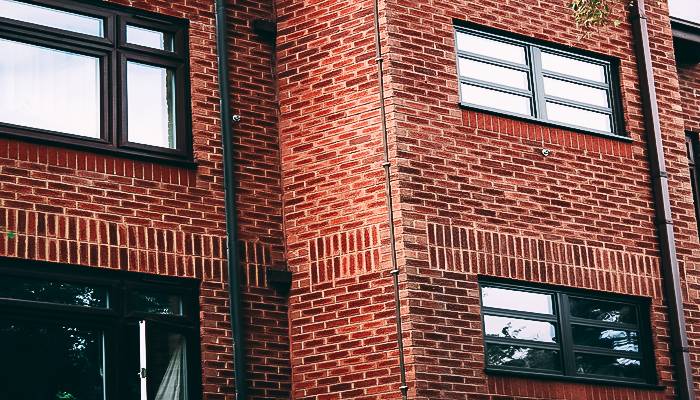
[459,103,634,144]
[484,368,665,391]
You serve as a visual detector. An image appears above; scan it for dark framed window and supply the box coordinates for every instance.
[686,132,700,236]
[455,25,625,138]
[0,259,201,400]
[0,0,192,163]
[479,279,656,386]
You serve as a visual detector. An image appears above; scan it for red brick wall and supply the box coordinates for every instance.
[275,0,407,398]
[0,0,290,399]
[376,0,700,398]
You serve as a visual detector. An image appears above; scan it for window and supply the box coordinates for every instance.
[480,280,656,385]
[669,0,700,25]
[0,0,192,162]
[686,133,700,236]
[0,260,200,400]
[455,26,624,136]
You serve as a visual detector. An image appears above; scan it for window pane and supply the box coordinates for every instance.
[571,325,639,352]
[546,102,612,132]
[543,77,609,108]
[0,320,105,400]
[669,0,700,24]
[575,353,643,379]
[484,315,557,343]
[127,61,177,149]
[486,344,561,371]
[569,297,638,324]
[0,276,107,307]
[461,84,532,116]
[456,31,526,65]
[147,327,187,400]
[459,58,529,90]
[0,0,103,36]
[0,39,100,138]
[541,52,606,83]
[129,291,183,315]
[127,25,174,51]
[481,286,554,314]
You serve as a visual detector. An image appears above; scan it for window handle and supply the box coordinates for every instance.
[139,368,147,379]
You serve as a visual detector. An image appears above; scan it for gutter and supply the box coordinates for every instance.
[630,1,695,398]
[213,0,248,398]
[371,1,409,399]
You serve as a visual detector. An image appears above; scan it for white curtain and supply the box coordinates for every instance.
[154,335,185,400]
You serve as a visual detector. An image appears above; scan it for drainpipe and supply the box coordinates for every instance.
[631,1,695,398]
[371,1,409,399]
[214,0,248,399]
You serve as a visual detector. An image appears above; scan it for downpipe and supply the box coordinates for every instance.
[630,1,695,398]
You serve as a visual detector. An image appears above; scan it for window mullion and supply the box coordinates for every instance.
[139,320,148,400]
[530,46,547,120]
[558,293,576,376]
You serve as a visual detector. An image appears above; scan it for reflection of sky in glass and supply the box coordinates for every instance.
[0,39,100,138]
[127,61,176,149]
[541,52,606,83]
[484,315,557,343]
[0,0,103,36]
[482,287,554,314]
[127,25,174,51]
[456,32,526,65]
[669,0,700,24]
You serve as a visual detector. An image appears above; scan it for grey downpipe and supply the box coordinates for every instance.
[631,1,695,398]
[214,0,248,399]
[371,0,409,399]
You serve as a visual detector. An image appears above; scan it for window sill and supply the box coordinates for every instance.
[458,103,633,144]
[484,368,664,390]
[0,126,197,169]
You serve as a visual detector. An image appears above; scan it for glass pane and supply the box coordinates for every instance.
[541,52,606,83]
[569,297,638,324]
[575,353,643,379]
[456,31,526,65]
[461,84,532,116]
[0,0,103,36]
[669,0,700,24]
[546,102,612,132]
[0,39,100,138]
[484,315,557,343]
[130,291,183,315]
[571,325,639,352]
[127,61,177,149]
[481,286,554,314]
[127,25,174,51]
[459,57,529,90]
[486,343,561,371]
[0,320,105,400]
[543,77,609,108]
[147,327,187,400]
[123,325,141,400]
[0,276,107,307]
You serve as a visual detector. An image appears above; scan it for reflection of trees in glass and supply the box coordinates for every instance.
[485,322,559,370]
[575,354,641,378]
[572,326,639,352]
[131,292,181,315]
[569,298,636,324]
[485,316,557,343]
[0,277,106,307]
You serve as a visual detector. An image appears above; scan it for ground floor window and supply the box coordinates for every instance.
[0,259,200,400]
[479,278,656,386]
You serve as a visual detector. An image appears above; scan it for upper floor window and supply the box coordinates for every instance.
[455,26,624,137]
[686,132,700,236]
[480,280,656,386]
[0,0,192,163]
[669,0,700,25]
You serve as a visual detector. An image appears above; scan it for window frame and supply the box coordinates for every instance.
[686,132,700,237]
[0,0,193,165]
[479,278,657,387]
[454,23,627,140]
[0,257,201,400]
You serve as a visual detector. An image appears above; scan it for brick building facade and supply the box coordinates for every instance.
[0,0,699,399]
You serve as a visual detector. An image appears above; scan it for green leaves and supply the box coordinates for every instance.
[0,225,17,239]
[568,0,624,35]
[56,392,76,400]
